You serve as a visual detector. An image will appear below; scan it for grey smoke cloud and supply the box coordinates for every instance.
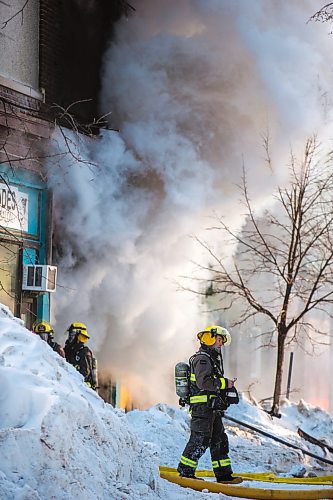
[47,0,333,407]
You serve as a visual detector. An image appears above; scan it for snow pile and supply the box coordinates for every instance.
[280,399,333,449]
[0,305,160,500]
[126,403,192,469]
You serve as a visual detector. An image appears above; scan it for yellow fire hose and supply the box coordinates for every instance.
[160,466,273,479]
[159,467,333,499]
[160,466,333,484]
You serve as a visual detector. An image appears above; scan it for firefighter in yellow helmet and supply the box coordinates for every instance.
[64,322,98,391]
[177,325,242,484]
[33,321,65,358]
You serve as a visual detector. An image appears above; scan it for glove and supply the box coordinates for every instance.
[226,386,239,405]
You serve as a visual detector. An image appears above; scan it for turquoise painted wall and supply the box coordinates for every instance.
[0,165,50,321]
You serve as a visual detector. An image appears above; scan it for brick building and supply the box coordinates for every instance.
[0,0,128,327]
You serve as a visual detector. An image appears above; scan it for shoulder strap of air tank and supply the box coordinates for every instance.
[189,350,213,367]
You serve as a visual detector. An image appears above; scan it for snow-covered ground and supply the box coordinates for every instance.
[126,398,333,477]
[0,304,332,500]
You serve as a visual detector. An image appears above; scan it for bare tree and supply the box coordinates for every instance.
[1,0,30,29]
[191,138,333,416]
[310,3,333,26]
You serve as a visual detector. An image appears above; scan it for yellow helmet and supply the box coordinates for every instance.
[33,321,53,335]
[197,325,231,346]
[67,322,89,339]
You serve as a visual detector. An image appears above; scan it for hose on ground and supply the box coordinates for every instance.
[224,414,333,466]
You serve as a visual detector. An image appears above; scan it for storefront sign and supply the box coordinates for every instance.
[0,184,29,231]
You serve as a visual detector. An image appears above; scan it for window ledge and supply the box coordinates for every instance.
[0,75,43,101]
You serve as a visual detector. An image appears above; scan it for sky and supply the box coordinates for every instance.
[46,0,333,408]
[1,303,333,499]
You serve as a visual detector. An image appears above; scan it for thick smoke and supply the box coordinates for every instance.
[47,0,333,408]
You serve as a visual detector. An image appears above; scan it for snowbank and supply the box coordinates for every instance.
[0,305,161,499]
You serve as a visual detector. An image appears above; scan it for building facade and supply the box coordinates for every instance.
[0,0,127,327]
[0,0,53,327]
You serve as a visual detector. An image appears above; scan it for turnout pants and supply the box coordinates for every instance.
[177,406,232,480]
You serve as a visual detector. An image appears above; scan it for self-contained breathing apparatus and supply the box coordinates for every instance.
[175,362,190,407]
[73,346,99,392]
[175,357,239,410]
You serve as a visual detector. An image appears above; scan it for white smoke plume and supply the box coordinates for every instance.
[47,0,333,408]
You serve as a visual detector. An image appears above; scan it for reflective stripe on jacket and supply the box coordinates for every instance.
[189,347,228,406]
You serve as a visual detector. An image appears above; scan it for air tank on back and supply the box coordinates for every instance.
[175,361,190,399]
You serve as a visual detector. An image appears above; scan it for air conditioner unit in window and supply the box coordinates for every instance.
[22,265,57,292]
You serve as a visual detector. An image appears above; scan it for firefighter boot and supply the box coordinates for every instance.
[216,474,243,484]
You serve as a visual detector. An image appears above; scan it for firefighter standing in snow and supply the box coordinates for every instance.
[65,322,98,391]
[33,321,65,358]
[177,325,242,484]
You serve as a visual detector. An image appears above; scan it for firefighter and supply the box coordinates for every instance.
[64,322,97,390]
[33,321,65,358]
[177,325,242,484]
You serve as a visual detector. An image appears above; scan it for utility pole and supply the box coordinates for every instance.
[286,352,294,400]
